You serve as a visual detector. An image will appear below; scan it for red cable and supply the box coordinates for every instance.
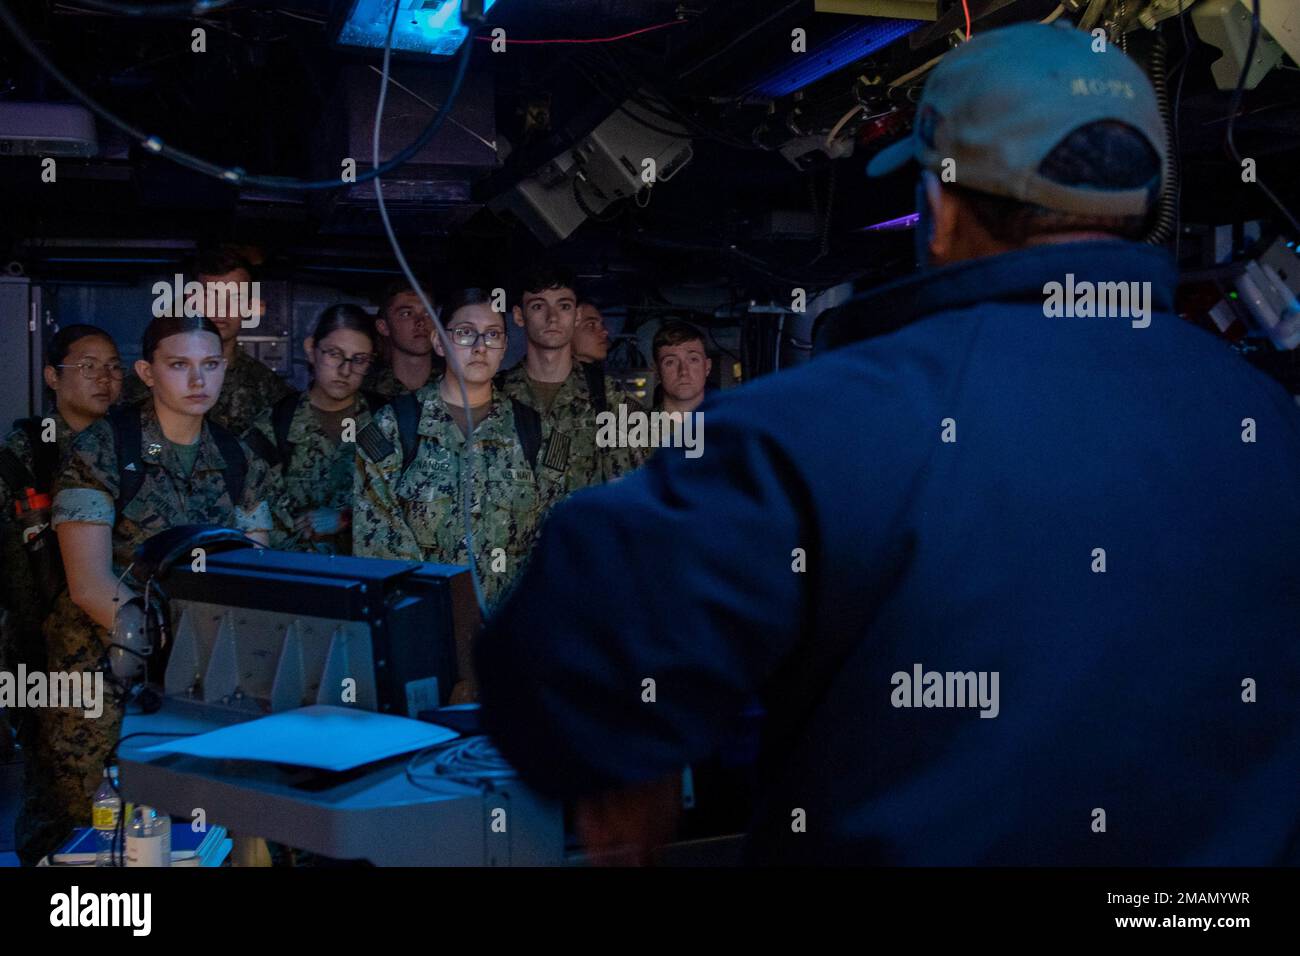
[473,19,686,46]
[961,0,972,39]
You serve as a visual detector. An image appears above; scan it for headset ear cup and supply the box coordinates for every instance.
[144,600,167,683]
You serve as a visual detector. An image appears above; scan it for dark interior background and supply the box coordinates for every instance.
[1,0,1297,407]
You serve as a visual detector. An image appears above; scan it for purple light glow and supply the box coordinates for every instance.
[860,212,920,232]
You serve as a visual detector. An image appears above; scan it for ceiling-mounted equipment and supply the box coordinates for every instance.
[746,17,923,98]
[1192,0,1293,90]
[493,100,692,245]
[337,0,500,56]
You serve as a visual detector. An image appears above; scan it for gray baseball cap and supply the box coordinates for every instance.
[868,22,1166,216]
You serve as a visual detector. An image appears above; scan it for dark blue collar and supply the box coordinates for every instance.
[817,240,1178,351]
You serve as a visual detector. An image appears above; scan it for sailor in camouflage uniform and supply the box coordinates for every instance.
[15,316,272,865]
[119,249,291,434]
[1,327,122,789]
[121,339,291,437]
[354,288,542,619]
[499,264,644,505]
[362,282,443,399]
[246,305,377,555]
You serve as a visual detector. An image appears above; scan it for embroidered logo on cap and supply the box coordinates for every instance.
[1069,78,1136,98]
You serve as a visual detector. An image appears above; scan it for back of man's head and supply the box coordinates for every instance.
[948,120,1160,246]
[868,23,1166,263]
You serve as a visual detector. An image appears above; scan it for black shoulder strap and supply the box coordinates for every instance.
[393,391,421,477]
[243,428,280,468]
[510,398,543,472]
[109,406,146,512]
[23,418,60,493]
[583,361,607,415]
[207,420,248,506]
[0,447,33,498]
[271,392,300,464]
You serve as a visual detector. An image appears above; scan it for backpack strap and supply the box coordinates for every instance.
[108,405,146,512]
[0,447,34,499]
[206,420,248,507]
[510,397,543,473]
[270,392,300,465]
[242,428,280,468]
[583,361,608,415]
[109,408,248,512]
[392,391,421,478]
[18,418,59,493]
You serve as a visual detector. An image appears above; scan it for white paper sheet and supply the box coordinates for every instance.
[141,704,459,771]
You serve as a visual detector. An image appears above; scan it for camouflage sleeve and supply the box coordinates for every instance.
[243,409,295,546]
[51,419,118,527]
[234,436,274,535]
[352,409,423,560]
[604,379,647,477]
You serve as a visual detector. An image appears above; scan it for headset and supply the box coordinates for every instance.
[107,526,257,702]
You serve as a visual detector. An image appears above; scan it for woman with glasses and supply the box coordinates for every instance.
[15,315,273,865]
[354,288,544,693]
[2,325,124,859]
[246,304,379,555]
[1,324,125,596]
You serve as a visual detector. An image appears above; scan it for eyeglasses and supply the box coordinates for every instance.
[448,326,507,349]
[318,347,375,372]
[57,360,126,381]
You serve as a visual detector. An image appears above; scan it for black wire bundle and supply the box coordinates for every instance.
[1222,0,1300,234]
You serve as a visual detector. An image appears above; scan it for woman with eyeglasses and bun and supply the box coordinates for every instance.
[1,325,125,634]
[353,287,544,700]
[15,314,274,866]
[245,304,381,555]
[2,325,124,861]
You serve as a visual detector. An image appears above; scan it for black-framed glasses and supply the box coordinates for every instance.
[449,326,507,349]
[318,347,375,372]
[57,360,126,381]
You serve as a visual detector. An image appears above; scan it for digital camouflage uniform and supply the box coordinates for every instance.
[246,393,375,555]
[0,413,76,764]
[120,346,293,436]
[362,360,439,400]
[498,362,645,509]
[14,402,272,865]
[353,381,542,611]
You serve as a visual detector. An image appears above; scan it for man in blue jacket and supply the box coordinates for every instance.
[475,23,1300,864]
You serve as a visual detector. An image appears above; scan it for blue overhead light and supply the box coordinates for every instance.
[749,18,922,98]
[337,0,499,57]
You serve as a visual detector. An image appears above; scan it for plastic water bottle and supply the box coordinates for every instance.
[125,805,171,867]
[92,767,121,867]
